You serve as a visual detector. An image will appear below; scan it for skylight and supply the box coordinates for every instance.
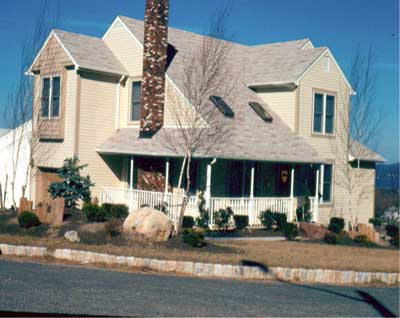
[210,96,235,118]
[249,102,273,122]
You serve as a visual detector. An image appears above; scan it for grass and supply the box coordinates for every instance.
[0,209,399,273]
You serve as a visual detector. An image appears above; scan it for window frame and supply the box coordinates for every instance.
[129,79,142,123]
[311,90,337,136]
[319,163,334,204]
[41,75,61,119]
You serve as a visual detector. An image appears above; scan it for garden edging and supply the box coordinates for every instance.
[0,243,399,286]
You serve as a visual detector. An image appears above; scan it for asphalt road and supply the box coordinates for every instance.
[0,259,398,317]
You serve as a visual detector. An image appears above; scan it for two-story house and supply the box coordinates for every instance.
[27,0,383,227]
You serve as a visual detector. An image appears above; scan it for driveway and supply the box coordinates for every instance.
[0,259,398,317]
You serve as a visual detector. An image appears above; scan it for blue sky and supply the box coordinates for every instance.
[0,0,398,162]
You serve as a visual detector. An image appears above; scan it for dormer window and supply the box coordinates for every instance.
[41,76,60,118]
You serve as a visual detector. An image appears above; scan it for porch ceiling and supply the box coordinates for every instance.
[96,127,325,164]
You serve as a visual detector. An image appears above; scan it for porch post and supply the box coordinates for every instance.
[205,162,212,211]
[129,156,134,190]
[313,168,319,222]
[164,159,170,195]
[289,165,295,222]
[164,158,170,202]
[249,163,255,225]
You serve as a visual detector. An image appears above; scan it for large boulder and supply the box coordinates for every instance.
[123,207,172,242]
[299,222,330,240]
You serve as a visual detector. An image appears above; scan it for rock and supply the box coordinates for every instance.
[64,230,80,243]
[123,207,172,242]
[299,222,330,240]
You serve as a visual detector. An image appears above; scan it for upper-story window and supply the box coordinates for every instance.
[313,92,335,134]
[130,81,142,121]
[41,76,61,118]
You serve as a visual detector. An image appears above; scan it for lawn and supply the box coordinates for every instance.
[1,209,399,273]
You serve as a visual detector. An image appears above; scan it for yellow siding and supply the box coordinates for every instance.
[255,88,297,131]
[350,164,376,224]
[77,72,122,199]
[299,54,351,225]
[104,21,195,129]
[33,69,77,168]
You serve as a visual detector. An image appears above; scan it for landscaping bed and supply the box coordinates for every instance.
[1,208,399,273]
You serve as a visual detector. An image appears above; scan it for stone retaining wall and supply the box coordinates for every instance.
[1,243,399,286]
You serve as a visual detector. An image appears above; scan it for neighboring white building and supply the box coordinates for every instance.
[0,120,32,208]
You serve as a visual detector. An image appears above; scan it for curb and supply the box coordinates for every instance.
[1,243,399,286]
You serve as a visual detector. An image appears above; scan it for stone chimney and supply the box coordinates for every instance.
[140,0,169,137]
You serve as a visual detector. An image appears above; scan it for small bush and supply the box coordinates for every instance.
[18,211,40,229]
[385,224,399,238]
[182,229,205,247]
[110,204,129,219]
[324,232,338,244]
[274,213,287,230]
[182,216,194,229]
[282,222,298,240]
[214,207,233,231]
[260,210,274,230]
[105,218,121,237]
[233,215,249,230]
[101,203,113,218]
[369,217,382,228]
[386,224,399,247]
[328,217,345,234]
[353,235,369,244]
[83,203,107,222]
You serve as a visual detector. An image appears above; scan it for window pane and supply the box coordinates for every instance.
[52,77,61,117]
[325,95,335,133]
[131,81,142,121]
[313,93,323,133]
[323,165,332,202]
[41,78,50,117]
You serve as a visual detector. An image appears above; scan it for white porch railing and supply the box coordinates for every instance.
[101,187,295,227]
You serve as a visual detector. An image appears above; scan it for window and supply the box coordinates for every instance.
[313,93,323,133]
[313,92,335,134]
[248,102,273,122]
[41,76,61,118]
[210,96,234,118]
[131,81,142,121]
[320,164,333,203]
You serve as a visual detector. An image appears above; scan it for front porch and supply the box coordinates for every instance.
[99,156,321,227]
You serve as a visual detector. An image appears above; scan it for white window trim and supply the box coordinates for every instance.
[312,91,336,135]
[41,76,61,119]
[319,164,334,204]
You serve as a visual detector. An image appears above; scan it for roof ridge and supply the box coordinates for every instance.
[53,29,102,40]
[250,38,311,48]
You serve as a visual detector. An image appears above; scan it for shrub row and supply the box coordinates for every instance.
[259,210,287,231]
[83,202,129,223]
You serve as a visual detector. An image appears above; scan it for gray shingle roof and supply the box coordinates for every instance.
[349,139,385,162]
[53,30,128,76]
[98,16,323,163]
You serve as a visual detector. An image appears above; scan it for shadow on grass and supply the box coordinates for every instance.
[241,258,397,317]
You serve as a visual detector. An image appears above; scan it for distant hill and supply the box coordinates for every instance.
[376,163,399,189]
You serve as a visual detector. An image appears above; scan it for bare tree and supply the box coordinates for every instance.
[2,0,59,207]
[333,45,382,224]
[164,6,236,234]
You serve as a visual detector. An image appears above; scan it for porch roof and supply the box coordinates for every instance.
[96,127,324,164]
